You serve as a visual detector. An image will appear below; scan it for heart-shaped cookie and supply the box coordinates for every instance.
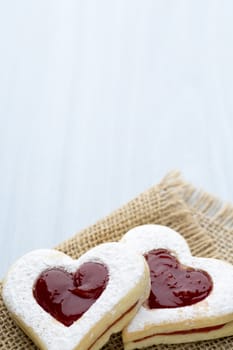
[121,225,233,349]
[2,242,150,350]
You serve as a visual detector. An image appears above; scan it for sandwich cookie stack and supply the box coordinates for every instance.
[2,225,233,350]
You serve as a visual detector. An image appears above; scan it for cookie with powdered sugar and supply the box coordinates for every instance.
[2,242,150,350]
[121,224,233,350]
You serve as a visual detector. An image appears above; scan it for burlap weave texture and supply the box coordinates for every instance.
[0,172,232,350]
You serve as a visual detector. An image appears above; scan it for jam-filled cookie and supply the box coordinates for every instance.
[2,242,150,350]
[121,225,233,349]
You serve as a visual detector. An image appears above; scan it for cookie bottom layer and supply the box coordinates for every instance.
[124,320,233,350]
[11,300,140,350]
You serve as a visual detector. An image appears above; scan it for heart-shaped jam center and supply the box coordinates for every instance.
[33,262,109,326]
[144,249,213,309]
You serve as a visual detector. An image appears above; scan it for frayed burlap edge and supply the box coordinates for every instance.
[57,171,215,259]
[183,182,233,263]
[1,171,232,350]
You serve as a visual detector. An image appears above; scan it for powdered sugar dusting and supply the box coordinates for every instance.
[121,224,191,259]
[2,242,145,350]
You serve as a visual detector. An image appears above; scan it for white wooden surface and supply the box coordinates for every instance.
[1,1,233,278]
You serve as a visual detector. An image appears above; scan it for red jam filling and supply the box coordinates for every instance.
[144,249,213,309]
[133,323,225,343]
[33,262,109,326]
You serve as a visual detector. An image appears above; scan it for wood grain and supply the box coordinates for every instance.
[0,1,233,277]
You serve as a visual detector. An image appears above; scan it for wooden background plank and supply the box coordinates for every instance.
[0,0,233,277]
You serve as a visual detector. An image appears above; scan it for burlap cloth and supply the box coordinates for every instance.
[1,171,233,350]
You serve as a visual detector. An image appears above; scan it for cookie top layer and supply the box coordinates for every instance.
[121,225,233,335]
[3,242,146,350]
